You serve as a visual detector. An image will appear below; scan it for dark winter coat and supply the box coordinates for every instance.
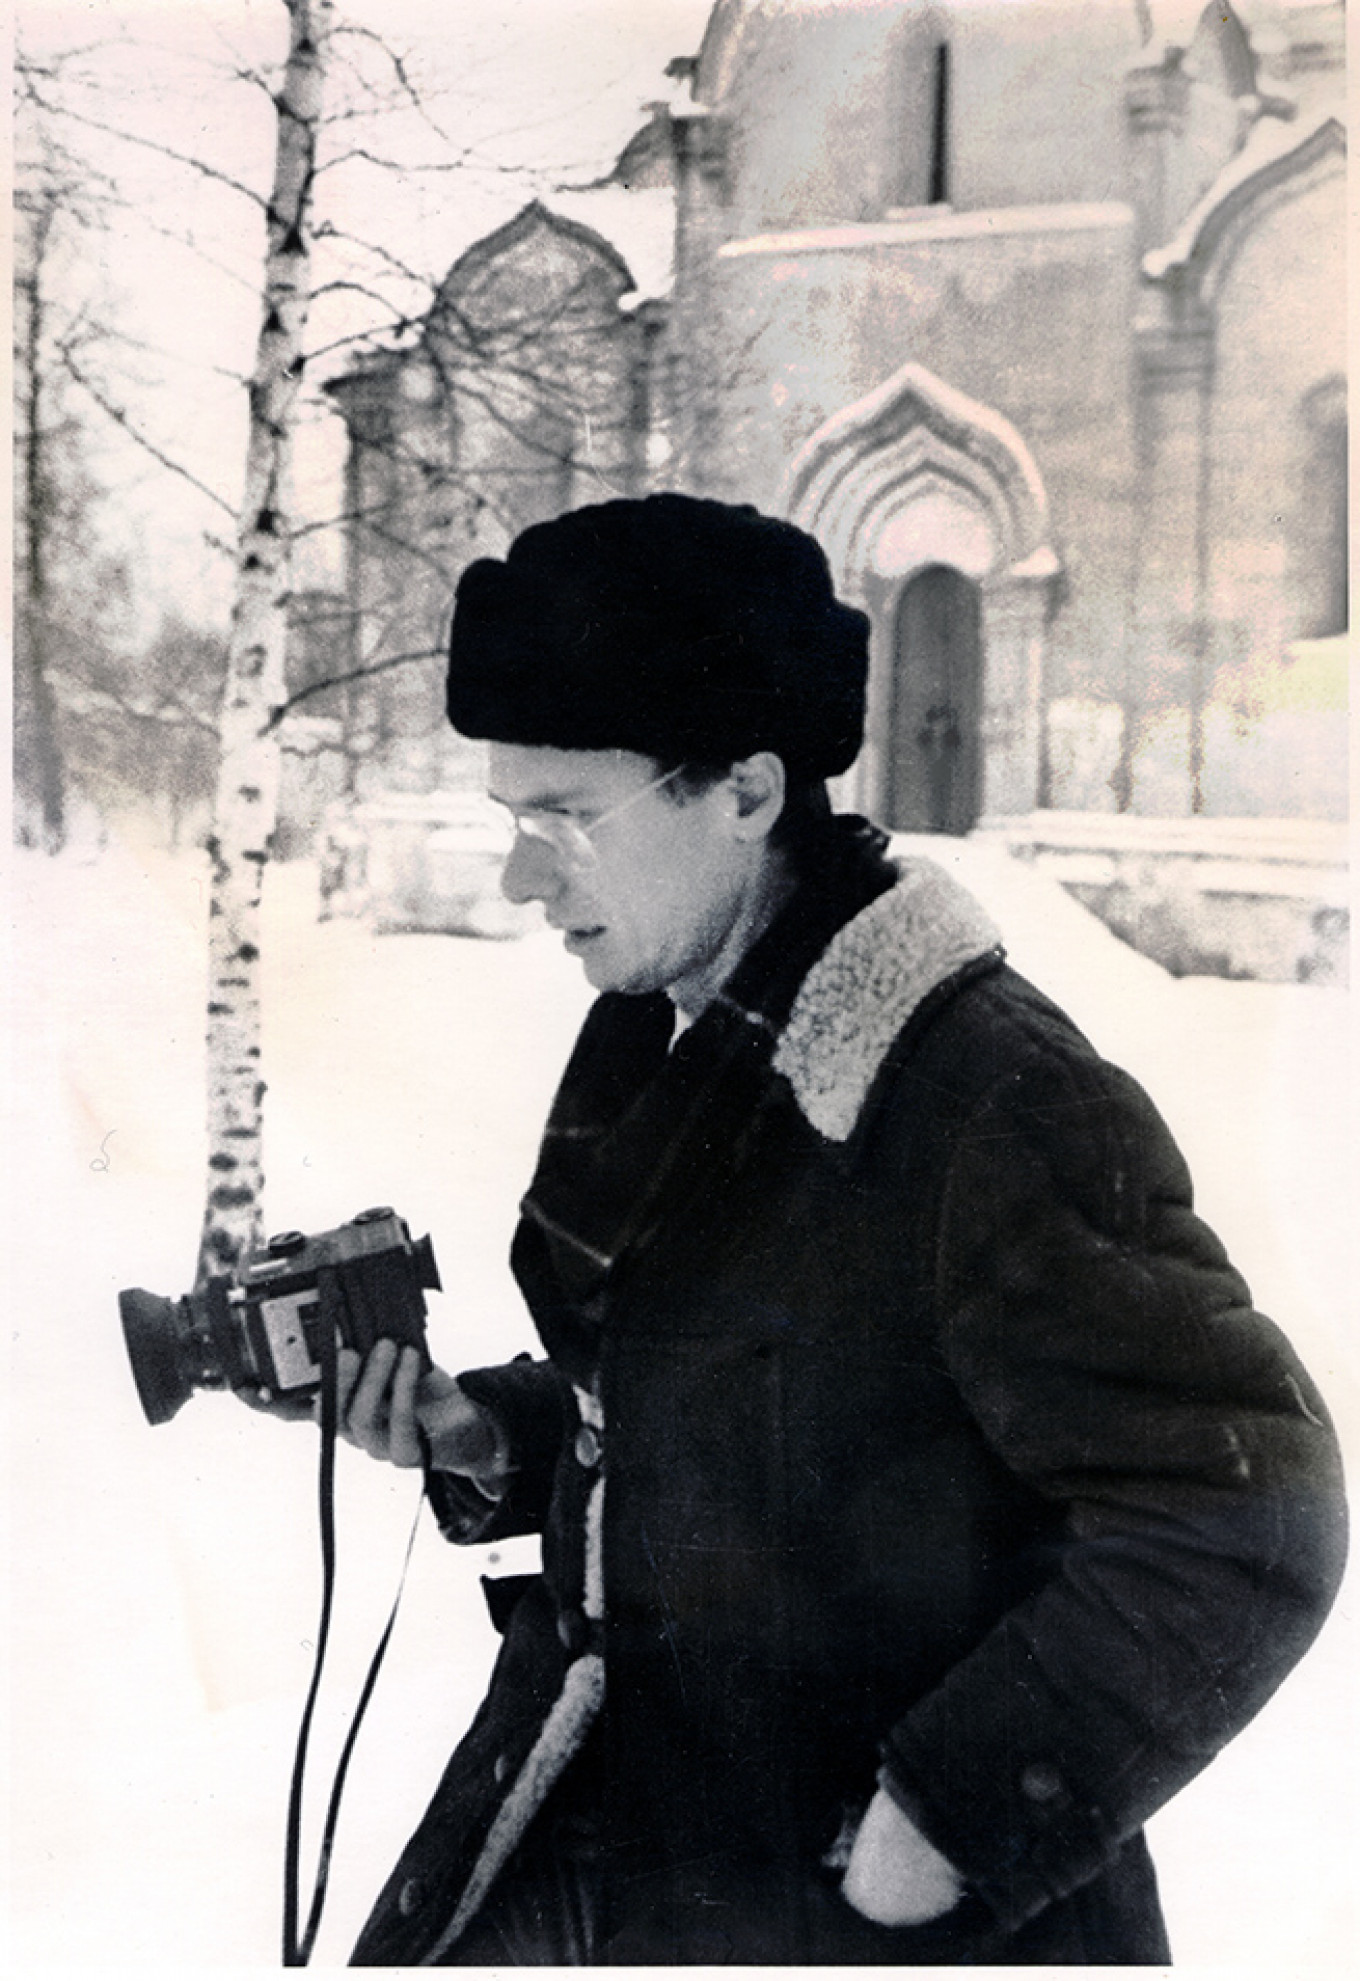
[353,827,1346,1966]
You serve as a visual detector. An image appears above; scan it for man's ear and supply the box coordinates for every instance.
[726,752,787,841]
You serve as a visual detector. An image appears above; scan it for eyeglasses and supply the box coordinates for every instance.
[490,764,684,871]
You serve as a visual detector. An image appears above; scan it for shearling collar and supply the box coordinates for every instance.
[771,857,1003,1142]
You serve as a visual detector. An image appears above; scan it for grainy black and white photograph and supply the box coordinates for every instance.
[9,0,1355,1968]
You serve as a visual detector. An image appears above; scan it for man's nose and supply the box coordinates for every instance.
[500,830,560,904]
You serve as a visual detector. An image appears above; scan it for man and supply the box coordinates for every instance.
[336,495,1345,1964]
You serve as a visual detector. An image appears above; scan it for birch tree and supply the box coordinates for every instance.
[198,0,334,1281]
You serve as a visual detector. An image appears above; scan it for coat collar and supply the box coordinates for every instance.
[771,856,1002,1142]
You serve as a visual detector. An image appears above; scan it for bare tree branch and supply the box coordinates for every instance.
[329,20,455,143]
[23,84,268,210]
[57,341,236,516]
[312,215,441,286]
[50,676,220,736]
[263,644,442,730]
[308,277,424,323]
[120,213,265,303]
[95,318,252,388]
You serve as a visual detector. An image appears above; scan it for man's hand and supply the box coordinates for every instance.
[841,1787,964,1928]
[335,1340,509,1485]
[241,1339,509,1488]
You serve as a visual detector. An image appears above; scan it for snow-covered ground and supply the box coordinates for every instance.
[7,828,1357,1971]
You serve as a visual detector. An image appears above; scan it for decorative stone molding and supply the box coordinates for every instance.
[780,362,1059,823]
[779,361,1053,586]
[1143,114,1345,304]
[1137,115,1342,403]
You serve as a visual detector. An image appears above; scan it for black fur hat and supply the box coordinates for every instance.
[446,494,868,779]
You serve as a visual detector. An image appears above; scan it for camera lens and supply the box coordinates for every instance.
[118,1288,200,1425]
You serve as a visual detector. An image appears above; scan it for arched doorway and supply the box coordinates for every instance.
[888,565,982,832]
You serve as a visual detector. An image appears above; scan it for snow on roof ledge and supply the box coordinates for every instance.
[547,184,677,303]
[1143,111,1345,281]
[721,202,1134,261]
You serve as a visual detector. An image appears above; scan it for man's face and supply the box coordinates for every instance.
[487,743,759,1009]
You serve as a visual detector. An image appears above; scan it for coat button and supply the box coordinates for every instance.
[574,1424,602,1467]
[557,1607,589,1656]
[397,1876,425,1917]
[1019,1762,1065,1804]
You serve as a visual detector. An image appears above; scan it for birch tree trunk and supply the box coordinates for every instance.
[197,0,333,1283]
[15,195,69,854]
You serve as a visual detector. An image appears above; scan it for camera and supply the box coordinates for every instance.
[119,1208,441,1426]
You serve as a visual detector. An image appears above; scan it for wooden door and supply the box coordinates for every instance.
[887,565,982,833]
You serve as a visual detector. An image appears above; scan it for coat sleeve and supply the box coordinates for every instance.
[880,1043,1348,1934]
[423,1354,572,1545]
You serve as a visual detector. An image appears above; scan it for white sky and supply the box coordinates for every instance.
[17,0,714,625]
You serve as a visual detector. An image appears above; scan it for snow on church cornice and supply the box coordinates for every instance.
[548,186,677,304]
[1143,111,1345,287]
[719,202,1134,260]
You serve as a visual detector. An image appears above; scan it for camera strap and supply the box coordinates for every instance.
[282,1266,422,1968]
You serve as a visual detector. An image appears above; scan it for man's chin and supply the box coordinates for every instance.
[564,929,621,989]
[566,934,658,998]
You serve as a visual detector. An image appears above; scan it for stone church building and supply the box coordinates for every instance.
[321,0,1347,972]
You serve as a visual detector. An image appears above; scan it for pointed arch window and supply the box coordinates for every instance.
[929,42,950,206]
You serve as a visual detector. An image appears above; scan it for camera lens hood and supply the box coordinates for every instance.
[119,1287,196,1425]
